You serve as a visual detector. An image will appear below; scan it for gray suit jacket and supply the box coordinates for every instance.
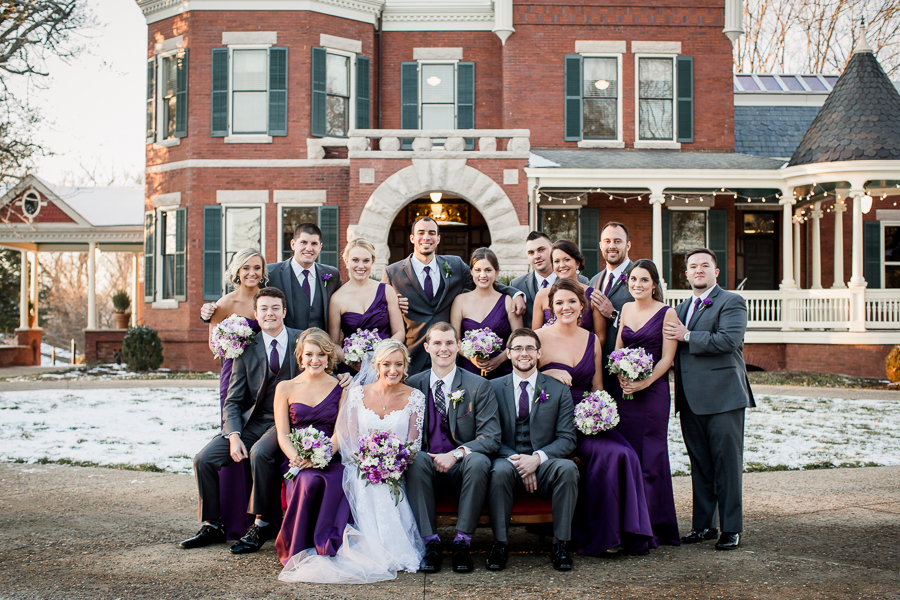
[266,260,342,331]
[407,367,501,456]
[589,259,635,386]
[490,372,576,460]
[383,254,519,372]
[673,286,755,416]
[222,327,302,436]
[510,272,589,329]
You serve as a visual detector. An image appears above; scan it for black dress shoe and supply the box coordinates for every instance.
[681,528,719,544]
[230,523,277,554]
[420,540,443,572]
[715,532,741,550]
[451,541,474,573]
[180,522,226,549]
[551,541,573,571]
[486,542,509,571]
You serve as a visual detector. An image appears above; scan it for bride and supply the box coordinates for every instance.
[279,339,426,583]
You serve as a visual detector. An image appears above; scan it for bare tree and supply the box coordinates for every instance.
[39,251,88,349]
[57,160,145,187]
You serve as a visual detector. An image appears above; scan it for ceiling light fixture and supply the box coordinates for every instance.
[426,76,442,86]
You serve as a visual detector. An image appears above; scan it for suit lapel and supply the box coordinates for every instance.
[447,368,464,438]
[530,373,545,426]
[401,256,430,305]
[278,261,295,320]
[435,255,451,307]
[501,376,515,438]
[254,337,268,403]
[690,286,722,330]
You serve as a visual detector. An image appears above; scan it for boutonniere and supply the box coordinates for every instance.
[443,262,452,279]
[448,390,465,408]
[618,273,628,285]
[534,388,548,405]
[699,298,713,312]
[321,273,333,288]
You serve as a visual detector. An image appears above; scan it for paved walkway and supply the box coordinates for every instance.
[0,463,896,599]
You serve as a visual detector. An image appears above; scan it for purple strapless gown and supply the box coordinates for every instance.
[275,384,350,564]
[339,284,392,374]
[542,286,594,332]
[218,317,260,541]
[617,305,680,547]
[460,294,512,380]
[541,333,654,555]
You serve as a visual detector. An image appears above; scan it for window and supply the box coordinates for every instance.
[146,50,188,143]
[232,49,268,134]
[638,57,674,141]
[326,53,351,136]
[280,207,319,260]
[211,46,287,138]
[144,207,186,304]
[582,57,619,139]
[539,208,580,244]
[400,61,474,144]
[884,224,900,288]
[224,206,263,266]
[278,205,340,266]
[311,48,370,138]
[670,210,707,289]
[161,210,179,299]
[421,64,455,130]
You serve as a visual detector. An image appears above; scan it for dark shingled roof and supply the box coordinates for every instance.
[735,106,821,158]
[529,149,785,170]
[788,48,900,166]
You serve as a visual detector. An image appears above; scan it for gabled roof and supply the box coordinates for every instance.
[788,40,900,166]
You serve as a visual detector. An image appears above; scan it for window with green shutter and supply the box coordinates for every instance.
[864,221,882,288]
[143,211,155,302]
[175,49,189,139]
[319,206,340,267]
[310,47,327,137]
[356,55,371,129]
[676,56,693,143]
[146,59,156,143]
[708,209,728,288]
[159,209,185,301]
[661,209,672,286]
[203,206,223,300]
[457,62,475,149]
[564,54,582,141]
[580,208,600,279]
[268,47,288,136]
[211,48,228,137]
[280,206,340,267]
[174,208,187,301]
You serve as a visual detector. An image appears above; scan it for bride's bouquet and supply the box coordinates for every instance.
[573,390,620,435]
[355,429,416,506]
[284,426,334,481]
[460,327,503,376]
[343,328,383,365]
[607,347,654,400]
[210,315,256,359]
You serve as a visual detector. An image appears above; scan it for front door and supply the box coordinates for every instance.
[737,211,777,290]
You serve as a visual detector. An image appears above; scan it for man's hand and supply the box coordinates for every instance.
[428,451,459,474]
[522,472,538,493]
[663,319,688,342]
[510,453,540,478]
[200,302,217,321]
[229,434,248,463]
[337,373,353,388]
[396,294,409,315]
[511,294,526,316]
[590,289,615,319]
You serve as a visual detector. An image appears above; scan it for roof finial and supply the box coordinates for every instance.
[854,15,873,54]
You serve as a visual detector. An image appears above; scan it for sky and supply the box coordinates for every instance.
[20,0,147,186]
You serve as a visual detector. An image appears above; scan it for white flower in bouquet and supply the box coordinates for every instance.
[211,315,256,360]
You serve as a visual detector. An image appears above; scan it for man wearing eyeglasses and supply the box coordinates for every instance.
[486,328,578,572]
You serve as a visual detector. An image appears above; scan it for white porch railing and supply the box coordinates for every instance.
[346,129,531,159]
[665,288,900,331]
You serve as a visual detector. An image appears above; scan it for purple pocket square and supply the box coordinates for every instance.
[456,410,473,419]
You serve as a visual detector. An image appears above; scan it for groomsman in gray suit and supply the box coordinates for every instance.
[510,231,588,327]
[406,322,501,573]
[200,223,341,331]
[588,222,635,391]
[182,288,300,554]
[487,328,578,572]
[664,248,755,551]
[383,216,526,372]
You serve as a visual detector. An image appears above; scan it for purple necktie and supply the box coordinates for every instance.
[604,272,615,296]
[517,381,529,419]
[301,269,311,304]
[423,266,434,300]
[540,278,548,289]
[688,297,703,329]
[433,380,448,423]
[269,339,280,374]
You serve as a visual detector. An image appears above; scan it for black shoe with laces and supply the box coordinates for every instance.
[485,542,509,571]
[451,541,474,572]
[420,540,443,572]
[551,541,573,571]
[230,523,277,554]
[681,528,719,544]
[179,522,226,549]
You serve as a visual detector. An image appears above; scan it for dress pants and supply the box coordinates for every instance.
[406,451,491,537]
[489,457,579,543]
[194,416,283,524]
[679,401,745,533]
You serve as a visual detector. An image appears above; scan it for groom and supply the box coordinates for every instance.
[406,322,501,573]
[182,287,300,553]
[664,248,755,551]
[487,328,578,571]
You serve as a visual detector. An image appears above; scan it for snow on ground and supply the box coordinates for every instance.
[0,388,898,474]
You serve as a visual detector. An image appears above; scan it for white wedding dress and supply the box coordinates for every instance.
[279,385,426,584]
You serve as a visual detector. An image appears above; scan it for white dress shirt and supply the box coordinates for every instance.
[290,259,317,304]
[411,254,442,296]
[602,259,630,294]
[685,284,718,327]
[534,272,557,290]
[510,370,548,464]
[260,327,289,370]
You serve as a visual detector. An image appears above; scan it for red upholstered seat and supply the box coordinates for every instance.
[434,494,553,527]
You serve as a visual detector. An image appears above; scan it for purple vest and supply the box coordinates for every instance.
[426,388,457,454]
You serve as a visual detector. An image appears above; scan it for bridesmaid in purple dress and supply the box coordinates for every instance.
[537,278,653,555]
[328,238,406,372]
[451,247,523,379]
[274,329,351,563]
[532,239,606,339]
[207,248,267,540]
[614,259,681,548]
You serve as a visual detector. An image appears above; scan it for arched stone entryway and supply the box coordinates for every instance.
[348,159,529,275]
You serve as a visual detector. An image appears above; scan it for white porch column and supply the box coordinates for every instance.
[131,253,139,327]
[848,189,866,288]
[779,195,797,289]
[793,210,802,289]
[19,250,28,330]
[87,241,97,330]
[832,201,846,288]
[810,202,823,289]
[649,190,666,286]
[30,252,39,326]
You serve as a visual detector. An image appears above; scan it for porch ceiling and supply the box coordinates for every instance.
[529,150,786,170]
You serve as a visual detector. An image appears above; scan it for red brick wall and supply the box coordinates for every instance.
[745,342,894,379]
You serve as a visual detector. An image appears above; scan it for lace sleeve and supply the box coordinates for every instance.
[406,389,426,454]
[335,385,364,465]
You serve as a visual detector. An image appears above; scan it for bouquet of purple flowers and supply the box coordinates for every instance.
[210,315,256,359]
[355,429,416,506]
[607,347,655,400]
[342,328,383,364]
[460,327,503,376]
[284,426,334,480]
[573,390,620,435]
